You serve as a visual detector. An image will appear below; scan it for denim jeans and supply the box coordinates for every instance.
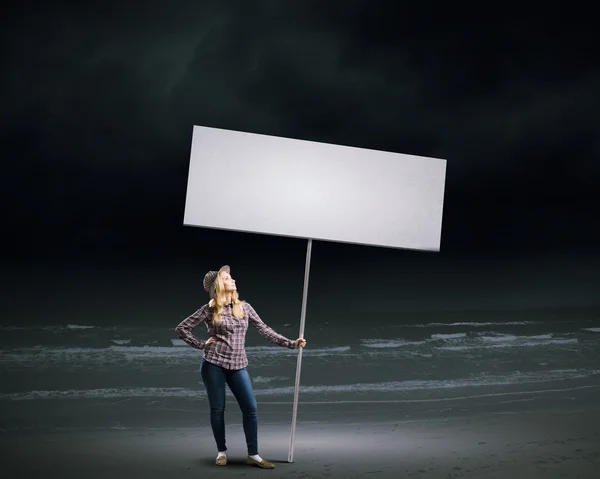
[200,358,259,455]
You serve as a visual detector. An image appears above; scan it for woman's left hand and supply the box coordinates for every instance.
[295,338,307,349]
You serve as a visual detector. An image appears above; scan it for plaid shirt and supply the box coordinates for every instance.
[175,301,296,370]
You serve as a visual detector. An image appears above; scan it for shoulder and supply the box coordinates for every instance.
[198,303,213,316]
[196,301,211,311]
[243,301,261,319]
[241,301,254,314]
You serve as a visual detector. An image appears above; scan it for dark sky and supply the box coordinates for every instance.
[3,2,600,313]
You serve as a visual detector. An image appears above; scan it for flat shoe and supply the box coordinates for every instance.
[247,456,275,469]
[215,455,227,466]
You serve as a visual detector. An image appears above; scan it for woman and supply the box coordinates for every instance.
[174,265,307,469]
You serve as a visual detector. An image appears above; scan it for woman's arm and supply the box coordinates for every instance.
[246,302,296,349]
[174,305,209,350]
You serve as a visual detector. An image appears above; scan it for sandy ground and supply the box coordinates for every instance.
[1,407,599,479]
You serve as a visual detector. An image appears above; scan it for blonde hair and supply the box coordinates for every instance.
[208,273,246,325]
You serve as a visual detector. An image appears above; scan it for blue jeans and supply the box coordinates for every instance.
[200,358,259,455]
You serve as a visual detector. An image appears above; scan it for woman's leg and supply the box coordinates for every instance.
[200,359,228,452]
[226,368,258,456]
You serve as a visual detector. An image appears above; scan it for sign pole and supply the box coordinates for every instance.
[288,237,312,462]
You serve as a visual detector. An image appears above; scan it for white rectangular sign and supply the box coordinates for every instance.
[184,125,446,251]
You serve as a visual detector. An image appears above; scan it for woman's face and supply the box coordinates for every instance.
[220,271,237,293]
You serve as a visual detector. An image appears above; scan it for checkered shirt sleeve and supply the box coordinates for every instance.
[245,302,296,349]
[174,305,209,350]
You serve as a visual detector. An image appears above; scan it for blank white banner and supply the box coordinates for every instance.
[184,126,447,252]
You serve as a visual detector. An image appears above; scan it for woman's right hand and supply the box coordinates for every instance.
[204,336,218,348]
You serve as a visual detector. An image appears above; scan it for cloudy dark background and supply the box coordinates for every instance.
[3,1,599,325]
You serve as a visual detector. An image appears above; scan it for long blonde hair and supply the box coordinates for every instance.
[208,273,246,325]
